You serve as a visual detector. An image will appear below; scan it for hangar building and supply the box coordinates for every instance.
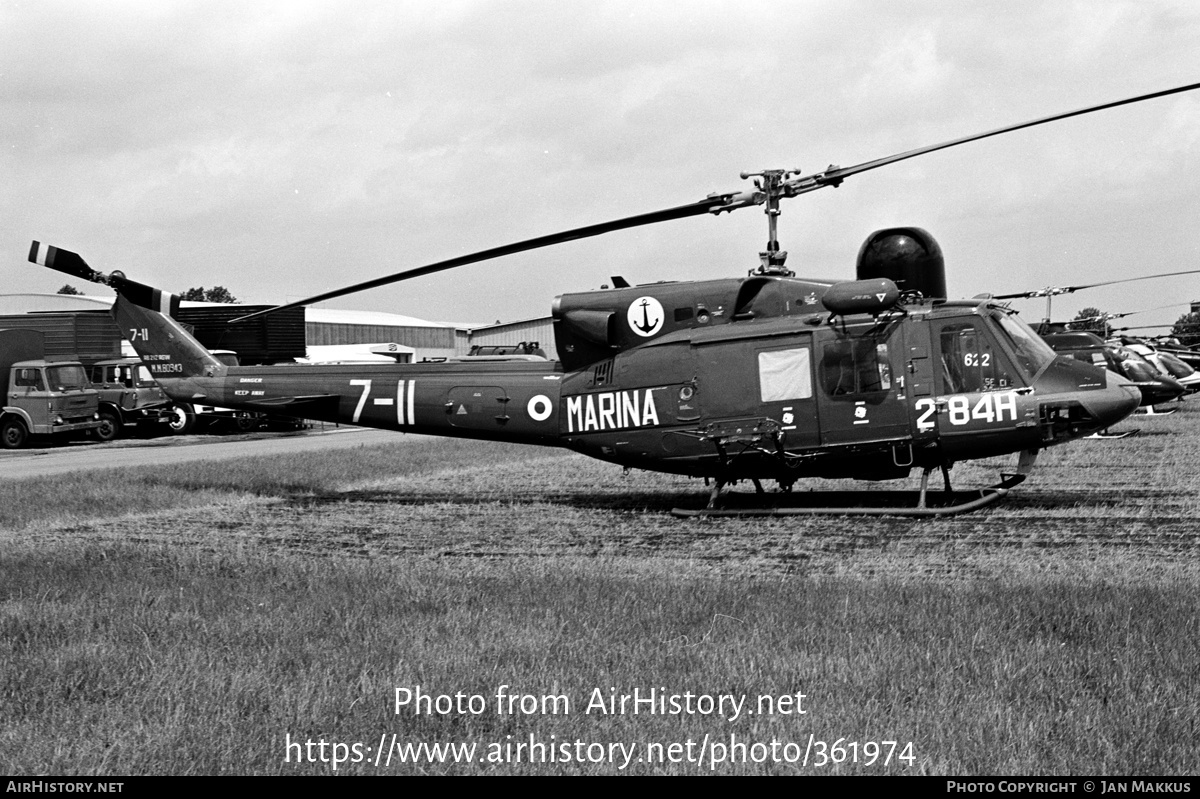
[0,294,556,363]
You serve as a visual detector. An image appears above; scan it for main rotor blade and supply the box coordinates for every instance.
[994,269,1200,300]
[236,79,1200,322]
[784,80,1200,194]
[230,197,729,323]
[1071,303,1192,324]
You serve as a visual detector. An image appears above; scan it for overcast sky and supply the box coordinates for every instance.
[3,0,1200,330]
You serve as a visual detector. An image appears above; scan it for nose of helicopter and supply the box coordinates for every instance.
[1090,371,1143,428]
[1032,356,1144,440]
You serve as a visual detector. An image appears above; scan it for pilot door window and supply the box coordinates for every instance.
[820,340,892,396]
[937,323,1014,393]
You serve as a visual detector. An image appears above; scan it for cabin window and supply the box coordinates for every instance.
[15,369,44,390]
[100,365,134,387]
[820,340,892,396]
[758,348,813,402]
[937,323,1014,393]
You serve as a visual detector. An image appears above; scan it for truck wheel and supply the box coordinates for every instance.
[93,410,121,442]
[1,419,28,450]
[166,403,197,435]
[234,413,258,432]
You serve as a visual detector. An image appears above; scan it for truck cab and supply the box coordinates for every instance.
[1,334,101,449]
[87,357,174,440]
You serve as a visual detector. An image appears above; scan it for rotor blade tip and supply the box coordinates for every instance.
[28,241,51,267]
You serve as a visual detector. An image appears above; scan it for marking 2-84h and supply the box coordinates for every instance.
[914,391,1018,432]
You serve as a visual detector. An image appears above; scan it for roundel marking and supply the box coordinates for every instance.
[627,296,665,337]
[527,394,553,422]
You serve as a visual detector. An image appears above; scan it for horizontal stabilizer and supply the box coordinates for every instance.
[244,394,340,409]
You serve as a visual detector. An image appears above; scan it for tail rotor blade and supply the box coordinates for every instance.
[28,241,104,283]
[27,241,180,315]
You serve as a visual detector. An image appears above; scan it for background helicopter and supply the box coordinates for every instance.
[31,83,1200,516]
[1038,330,1186,425]
[1070,305,1200,375]
[1068,304,1200,394]
[992,274,1200,413]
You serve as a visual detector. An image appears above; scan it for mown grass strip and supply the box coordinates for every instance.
[1,542,1196,775]
[3,404,1199,774]
[0,439,544,533]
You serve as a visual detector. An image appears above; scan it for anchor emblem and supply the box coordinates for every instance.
[626,296,664,337]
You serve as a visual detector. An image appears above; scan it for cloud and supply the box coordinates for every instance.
[4,0,1200,324]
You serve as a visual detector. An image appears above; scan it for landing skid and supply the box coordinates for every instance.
[671,472,1027,518]
[1086,428,1138,440]
[1138,404,1179,416]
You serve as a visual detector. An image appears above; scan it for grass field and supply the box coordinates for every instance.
[2,408,1199,775]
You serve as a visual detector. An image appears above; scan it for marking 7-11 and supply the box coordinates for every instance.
[350,379,416,426]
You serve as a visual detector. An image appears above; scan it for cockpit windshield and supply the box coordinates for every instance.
[992,313,1057,380]
[1110,347,1160,382]
[1157,352,1195,379]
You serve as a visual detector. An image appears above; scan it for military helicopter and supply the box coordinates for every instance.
[1066,302,1200,393]
[1109,335,1200,395]
[31,82,1200,516]
[1081,306,1200,376]
[993,280,1200,414]
[1039,330,1186,426]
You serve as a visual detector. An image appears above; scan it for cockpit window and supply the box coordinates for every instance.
[1110,347,1160,382]
[1157,352,1194,379]
[993,313,1057,380]
[937,322,1016,393]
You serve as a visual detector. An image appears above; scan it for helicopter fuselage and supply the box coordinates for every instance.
[120,279,1139,488]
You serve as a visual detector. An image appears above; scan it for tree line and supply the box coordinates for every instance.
[57,284,238,303]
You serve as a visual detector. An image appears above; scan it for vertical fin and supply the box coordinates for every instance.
[111,292,224,380]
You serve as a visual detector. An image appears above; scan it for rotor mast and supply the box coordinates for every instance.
[740,168,802,275]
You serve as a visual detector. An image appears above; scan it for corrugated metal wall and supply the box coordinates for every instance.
[0,312,122,361]
[467,317,557,360]
[176,306,307,365]
[306,323,460,361]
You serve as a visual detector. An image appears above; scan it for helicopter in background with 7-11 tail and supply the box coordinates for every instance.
[30,82,1200,517]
